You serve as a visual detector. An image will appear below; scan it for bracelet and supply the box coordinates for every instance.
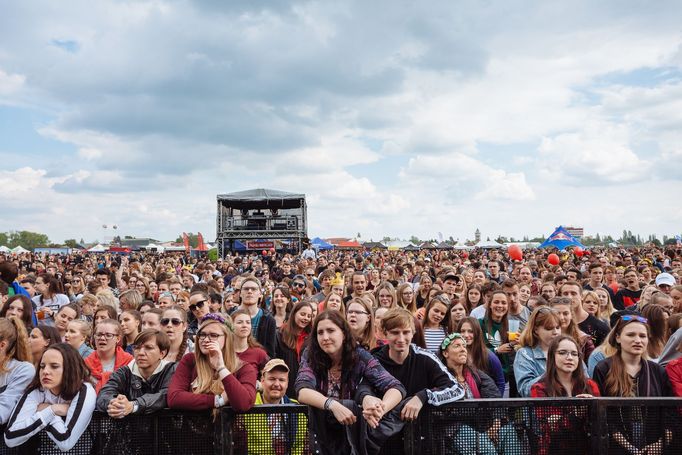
[218,367,228,375]
[324,398,334,411]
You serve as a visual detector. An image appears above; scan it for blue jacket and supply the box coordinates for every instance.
[513,345,547,398]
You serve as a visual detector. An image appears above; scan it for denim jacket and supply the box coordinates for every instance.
[513,345,547,398]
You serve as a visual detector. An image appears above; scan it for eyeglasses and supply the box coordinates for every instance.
[189,300,207,312]
[621,315,648,324]
[94,332,117,340]
[161,318,183,327]
[292,283,305,288]
[197,332,224,341]
[347,309,369,316]
[556,350,579,358]
[306,274,314,277]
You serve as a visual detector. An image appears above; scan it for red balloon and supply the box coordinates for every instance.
[262,250,268,256]
[574,247,583,257]
[270,247,276,253]
[547,253,560,266]
[461,252,469,259]
[508,244,523,261]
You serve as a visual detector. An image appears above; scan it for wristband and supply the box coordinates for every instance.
[132,401,139,414]
[215,395,226,408]
[324,398,334,411]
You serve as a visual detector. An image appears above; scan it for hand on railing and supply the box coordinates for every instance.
[362,395,386,429]
[329,401,356,426]
[400,396,424,421]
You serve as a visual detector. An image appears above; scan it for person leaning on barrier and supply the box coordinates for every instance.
[243,359,307,455]
[295,310,406,455]
[4,343,96,452]
[167,313,257,412]
[96,330,177,417]
[357,308,464,425]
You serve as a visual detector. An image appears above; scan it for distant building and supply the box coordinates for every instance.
[565,227,584,239]
[475,229,481,243]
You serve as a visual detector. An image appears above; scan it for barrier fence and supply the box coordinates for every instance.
[1,398,681,454]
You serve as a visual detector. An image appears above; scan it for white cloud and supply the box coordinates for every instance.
[0,69,25,96]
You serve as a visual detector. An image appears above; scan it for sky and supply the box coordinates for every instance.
[1,0,682,245]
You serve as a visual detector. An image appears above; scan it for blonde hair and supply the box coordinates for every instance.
[192,319,241,396]
[96,289,120,312]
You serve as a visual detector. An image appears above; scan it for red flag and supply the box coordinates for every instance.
[196,232,208,251]
[182,232,190,253]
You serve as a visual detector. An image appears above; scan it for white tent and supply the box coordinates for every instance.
[11,246,29,253]
[474,240,504,249]
[143,243,165,252]
[88,244,108,252]
[0,245,10,253]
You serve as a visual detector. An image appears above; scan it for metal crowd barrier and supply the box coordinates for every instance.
[1,398,681,454]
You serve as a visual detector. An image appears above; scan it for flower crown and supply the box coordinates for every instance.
[200,313,234,332]
[440,332,466,351]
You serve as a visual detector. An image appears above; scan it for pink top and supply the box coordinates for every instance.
[167,353,257,412]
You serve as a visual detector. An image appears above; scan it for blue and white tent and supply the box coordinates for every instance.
[539,226,585,250]
[311,237,334,250]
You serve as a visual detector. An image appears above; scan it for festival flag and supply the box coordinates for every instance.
[182,232,190,253]
[196,232,208,251]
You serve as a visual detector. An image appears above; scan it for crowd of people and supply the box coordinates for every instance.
[1,244,682,454]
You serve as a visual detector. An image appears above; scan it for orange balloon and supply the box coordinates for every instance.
[547,253,560,266]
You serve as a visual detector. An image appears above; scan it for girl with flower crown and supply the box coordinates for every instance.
[167,313,257,411]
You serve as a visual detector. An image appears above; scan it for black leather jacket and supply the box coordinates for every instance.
[96,360,177,414]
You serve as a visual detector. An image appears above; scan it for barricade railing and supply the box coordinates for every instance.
[1,399,680,454]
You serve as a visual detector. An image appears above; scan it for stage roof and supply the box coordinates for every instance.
[217,188,305,209]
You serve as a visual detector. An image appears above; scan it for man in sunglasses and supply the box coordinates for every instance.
[290,275,308,300]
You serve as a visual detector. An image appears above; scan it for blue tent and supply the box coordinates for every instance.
[311,237,334,250]
[539,226,586,250]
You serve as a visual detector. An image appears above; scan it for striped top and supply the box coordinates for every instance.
[423,327,447,353]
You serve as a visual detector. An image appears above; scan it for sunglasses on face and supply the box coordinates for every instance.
[189,300,207,312]
[161,318,183,327]
[293,283,305,288]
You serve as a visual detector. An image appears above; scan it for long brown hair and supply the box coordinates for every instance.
[0,296,33,329]
[540,335,590,397]
[456,317,489,372]
[484,291,509,343]
[0,316,32,372]
[604,318,650,397]
[396,283,417,313]
[280,301,314,351]
[28,343,90,400]
[346,296,376,350]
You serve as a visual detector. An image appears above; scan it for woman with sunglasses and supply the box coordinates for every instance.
[593,314,673,455]
[513,307,562,397]
[66,275,85,303]
[161,306,193,362]
[4,343,96,452]
[167,314,257,411]
[85,319,133,393]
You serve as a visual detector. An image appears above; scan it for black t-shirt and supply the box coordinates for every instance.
[578,314,610,347]
[613,288,642,310]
